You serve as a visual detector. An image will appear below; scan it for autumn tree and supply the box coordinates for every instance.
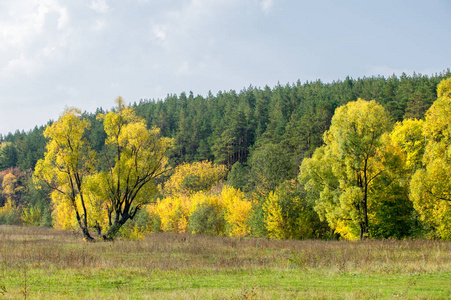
[299,99,391,240]
[410,78,451,239]
[34,108,96,241]
[389,118,425,172]
[34,99,171,241]
[90,98,172,240]
[164,160,227,196]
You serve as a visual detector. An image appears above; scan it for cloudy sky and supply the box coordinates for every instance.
[1,0,450,135]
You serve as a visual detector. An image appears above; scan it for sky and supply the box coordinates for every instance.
[0,0,450,135]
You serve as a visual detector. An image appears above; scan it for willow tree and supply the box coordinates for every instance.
[91,98,172,240]
[34,100,171,241]
[299,99,391,240]
[34,108,96,241]
[410,78,451,239]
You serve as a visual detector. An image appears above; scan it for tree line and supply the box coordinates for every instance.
[0,71,450,240]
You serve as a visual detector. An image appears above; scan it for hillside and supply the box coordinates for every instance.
[0,71,450,240]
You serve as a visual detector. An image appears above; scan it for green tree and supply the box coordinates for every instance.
[188,202,225,236]
[263,180,327,240]
[0,142,18,169]
[368,134,415,238]
[248,143,295,197]
[299,99,391,240]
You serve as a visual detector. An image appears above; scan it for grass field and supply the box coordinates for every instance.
[0,225,450,299]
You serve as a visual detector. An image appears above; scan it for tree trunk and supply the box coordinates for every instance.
[361,160,369,241]
[102,213,130,241]
[79,220,94,242]
[74,206,94,242]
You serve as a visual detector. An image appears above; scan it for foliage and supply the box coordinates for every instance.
[188,202,225,235]
[0,142,17,169]
[148,196,187,233]
[117,210,153,240]
[33,100,171,241]
[221,185,252,236]
[33,107,95,240]
[0,168,27,207]
[0,199,21,225]
[368,134,416,238]
[389,118,425,171]
[263,180,327,240]
[21,205,42,226]
[88,97,172,239]
[300,99,391,240]
[248,143,295,196]
[149,185,251,237]
[164,160,227,195]
[226,161,249,191]
[410,78,451,239]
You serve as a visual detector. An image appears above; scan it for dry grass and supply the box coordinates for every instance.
[1,225,449,273]
[0,225,450,299]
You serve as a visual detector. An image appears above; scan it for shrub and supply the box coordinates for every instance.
[189,202,225,235]
[0,200,22,225]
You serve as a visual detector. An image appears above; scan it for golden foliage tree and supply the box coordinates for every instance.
[221,185,252,236]
[34,99,171,241]
[90,97,172,239]
[410,78,451,239]
[389,118,425,172]
[148,183,252,236]
[34,107,96,240]
[164,160,227,195]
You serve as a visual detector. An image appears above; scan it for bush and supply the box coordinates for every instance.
[0,200,22,225]
[248,201,268,237]
[189,202,225,236]
[118,209,153,240]
[263,181,329,240]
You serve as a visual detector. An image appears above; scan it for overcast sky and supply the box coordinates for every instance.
[1,0,450,135]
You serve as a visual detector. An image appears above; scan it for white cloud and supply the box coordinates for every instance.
[152,25,166,41]
[89,0,109,13]
[0,0,72,78]
[1,54,41,77]
[176,61,190,77]
[260,0,274,13]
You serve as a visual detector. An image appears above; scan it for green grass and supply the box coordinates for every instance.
[1,225,450,299]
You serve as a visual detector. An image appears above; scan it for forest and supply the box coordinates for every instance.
[0,70,450,241]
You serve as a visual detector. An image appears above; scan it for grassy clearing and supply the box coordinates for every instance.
[0,225,450,299]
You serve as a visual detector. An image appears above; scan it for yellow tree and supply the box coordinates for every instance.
[411,78,451,239]
[299,99,391,240]
[34,108,96,241]
[221,185,252,236]
[164,160,227,196]
[2,173,18,203]
[92,98,172,239]
[389,118,425,172]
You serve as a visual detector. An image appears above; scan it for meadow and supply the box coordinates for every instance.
[0,225,450,299]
